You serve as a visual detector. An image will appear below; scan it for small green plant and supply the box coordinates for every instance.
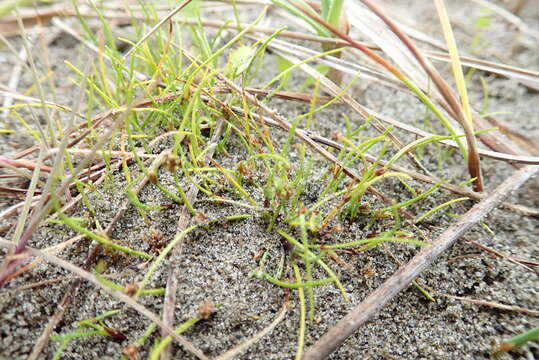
[51,310,124,360]
[493,326,539,356]
[469,8,493,57]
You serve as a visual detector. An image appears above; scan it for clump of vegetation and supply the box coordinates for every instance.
[0,0,538,359]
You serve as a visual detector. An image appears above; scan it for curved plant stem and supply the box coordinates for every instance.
[214,297,290,360]
[293,262,306,360]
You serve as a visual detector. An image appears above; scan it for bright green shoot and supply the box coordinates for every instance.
[51,309,122,360]
[494,326,539,355]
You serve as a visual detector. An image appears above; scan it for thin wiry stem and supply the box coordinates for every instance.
[215,297,290,360]
[121,0,193,60]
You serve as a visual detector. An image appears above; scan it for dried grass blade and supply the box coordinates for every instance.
[434,0,473,132]
[289,2,476,183]
[446,295,539,317]
[425,51,539,91]
[215,300,289,360]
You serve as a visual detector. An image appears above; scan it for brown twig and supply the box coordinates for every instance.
[0,156,52,172]
[485,115,539,156]
[465,238,538,271]
[445,294,539,317]
[303,164,539,360]
[160,117,226,360]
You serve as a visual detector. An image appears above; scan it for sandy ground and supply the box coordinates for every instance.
[0,0,538,359]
